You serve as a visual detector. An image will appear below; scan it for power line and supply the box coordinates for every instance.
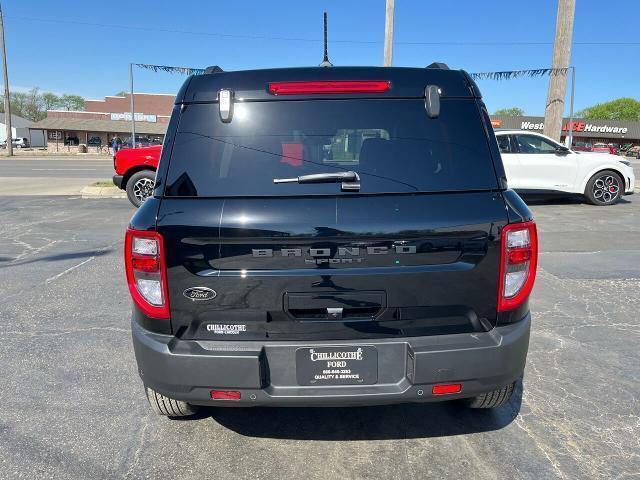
[6,15,640,46]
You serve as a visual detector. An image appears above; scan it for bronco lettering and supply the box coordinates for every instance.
[253,245,416,258]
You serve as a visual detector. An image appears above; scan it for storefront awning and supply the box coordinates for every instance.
[29,117,167,135]
[490,115,640,141]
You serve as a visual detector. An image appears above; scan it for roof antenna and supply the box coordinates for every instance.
[319,11,333,67]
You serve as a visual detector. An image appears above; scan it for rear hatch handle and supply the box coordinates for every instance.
[273,171,360,192]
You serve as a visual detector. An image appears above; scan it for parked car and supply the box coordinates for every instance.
[87,136,102,146]
[623,145,639,158]
[572,141,592,152]
[0,137,30,149]
[64,136,79,146]
[496,130,635,205]
[125,65,537,417]
[112,145,161,207]
[591,142,618,155]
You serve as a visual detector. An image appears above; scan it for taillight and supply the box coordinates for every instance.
[268,80,390,96]
[498,221,538,312]
[124,229,170,319]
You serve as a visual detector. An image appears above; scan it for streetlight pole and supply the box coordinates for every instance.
[0,2,13,156]
[383,0,395,66]
[129,63,136,149]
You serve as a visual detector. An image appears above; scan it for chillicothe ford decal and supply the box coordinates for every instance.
[205,324,247,335]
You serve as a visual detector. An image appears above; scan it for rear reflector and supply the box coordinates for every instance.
[131,256,159,272]
[210,390,241,400]
[432,384,462,395]
[268,80,390,96]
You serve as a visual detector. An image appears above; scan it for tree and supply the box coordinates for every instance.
[1,89,85,121]
[59,94,85,111]
[494,107,525,116]
[41,92,61,110]
[23,88,45,122]
[114,91,127,97]
[576,98,640,121]
[8,91,28,117]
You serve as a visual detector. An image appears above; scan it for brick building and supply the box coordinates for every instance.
[29,93,174,153]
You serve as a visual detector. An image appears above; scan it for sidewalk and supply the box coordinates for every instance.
[80,184,125,198]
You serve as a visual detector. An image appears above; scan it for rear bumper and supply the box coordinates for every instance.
[132,315,530,407]
[112,174,124,190]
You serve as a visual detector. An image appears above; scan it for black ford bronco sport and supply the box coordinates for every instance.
[125,64,537,416]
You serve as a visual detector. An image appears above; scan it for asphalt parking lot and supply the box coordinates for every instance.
[0,188,638,478]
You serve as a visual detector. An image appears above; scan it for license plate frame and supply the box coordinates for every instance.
[295,345,378,386]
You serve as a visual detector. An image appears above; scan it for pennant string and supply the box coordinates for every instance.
[470,68,569,81]
[132,64,569,80]
[134,63,205,75]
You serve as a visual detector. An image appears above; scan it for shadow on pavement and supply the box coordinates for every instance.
[0,248,112,267]
[199,380,523,440]
[521,194,632,206]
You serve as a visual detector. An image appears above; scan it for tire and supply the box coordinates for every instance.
[126,170,156,208]
[466,382,515,409]
[145,387,199,417]
[584,170,623,206]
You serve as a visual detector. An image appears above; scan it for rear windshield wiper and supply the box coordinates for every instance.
[273,171,360,191]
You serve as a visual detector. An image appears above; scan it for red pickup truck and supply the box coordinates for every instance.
[112,145,161,207]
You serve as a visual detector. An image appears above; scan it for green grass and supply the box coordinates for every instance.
[90,180,115,187]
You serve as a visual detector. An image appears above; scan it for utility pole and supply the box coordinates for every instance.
[0,2,13,156]
[383,0,395,66]
[543,0,576,141]
[129,63,136,149]
[567,66,576,147]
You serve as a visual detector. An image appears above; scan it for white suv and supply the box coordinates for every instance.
[495,130,635,206]
[1,137,30,149]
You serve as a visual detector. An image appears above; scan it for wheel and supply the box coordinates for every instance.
[145,387,199,417]
[465,382,515,409]
[584,170,623,206]
[126,170,156,208]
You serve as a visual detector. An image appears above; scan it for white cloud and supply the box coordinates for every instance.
[9,85,63,95]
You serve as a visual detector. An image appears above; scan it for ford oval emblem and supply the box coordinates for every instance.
[183,287,217,301]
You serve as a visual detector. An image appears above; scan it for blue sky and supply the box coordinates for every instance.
[3,0,639,115]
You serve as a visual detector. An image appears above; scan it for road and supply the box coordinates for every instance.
[0,158,115,196]
[0,190,637,479]
[0,158,115,178]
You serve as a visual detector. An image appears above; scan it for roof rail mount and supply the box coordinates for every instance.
[426,62,449,70]
[204,66,224,74]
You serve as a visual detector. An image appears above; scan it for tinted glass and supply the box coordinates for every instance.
[165,99,497,197]
[515,134,558,154]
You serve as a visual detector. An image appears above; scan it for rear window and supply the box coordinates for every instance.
[165,99,497,197]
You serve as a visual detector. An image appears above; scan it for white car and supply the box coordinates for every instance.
[0,137,30,149]
[495,130,635,206]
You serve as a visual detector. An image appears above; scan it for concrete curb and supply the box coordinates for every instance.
[80,185,126,199]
